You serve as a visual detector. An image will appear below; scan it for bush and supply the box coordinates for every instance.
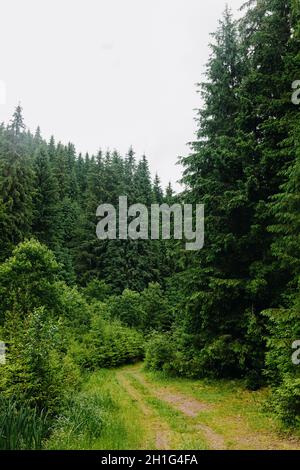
[263,292,300,426]
[145,332,176,373]
[71,315,144,369]
[263,306,300,385]
[83,279,112,303]
[95,320,144,367]
[190,336,248,379]
[1,307,81,414]
[59,283,92,336]
[107,283,173,332]
[108,290,145,329]
[0,239,61,321]
[140,283,173,331]
[272,377,300,427]
[145,330,250,380]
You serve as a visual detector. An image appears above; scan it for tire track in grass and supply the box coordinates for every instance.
[116,370,171,450]
[128,365,300,450]
[128,366,226,450]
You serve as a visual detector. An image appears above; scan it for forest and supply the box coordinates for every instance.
[0,0,300,450]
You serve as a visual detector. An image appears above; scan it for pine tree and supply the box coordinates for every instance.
[124,146,137,204]
[9,104,25,137]
[177,8,249,379]
[48,135,56,163]
[153,174,164,204]
[165,182,174,204]
[0,106,34,259]
[32,144,60,247]
[134,155,153,205]
[172,1,299,383]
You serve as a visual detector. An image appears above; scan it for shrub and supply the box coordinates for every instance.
[83,279,112,303]
[263,292,300,426]
[263,306,300,385]
[145,332,176,373]
[140,283,173,331]
[145,330,249,379]
[272,377,300,427]
[0,239,61,321]
[108,290,145,329]
[1,307,81,414]
[191,336,248,379]
[58,283,92,335]
[71,315,144,370]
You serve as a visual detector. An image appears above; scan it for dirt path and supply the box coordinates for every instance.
[129,367,226,450]
[131,369,212,415]
[116,370,171,449]
[117,366,225,449]
[115,364,300,450]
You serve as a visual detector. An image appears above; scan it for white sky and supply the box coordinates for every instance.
[0,0,244,191]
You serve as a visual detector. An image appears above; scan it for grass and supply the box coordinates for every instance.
[143,367,300,449]
[125,373,208,449]
[45,363,300,450]
[46,369,146,450]
[0,397,48,450]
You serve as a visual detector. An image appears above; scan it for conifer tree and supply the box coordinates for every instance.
[32,145,60,247]
[178,8,249,379]
[0,106,34,259]
[9,104,25,137]
[134,155,153,205]
[153,174,164,204]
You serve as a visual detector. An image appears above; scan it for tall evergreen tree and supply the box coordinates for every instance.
[0,106,34,259]
[32,145,60,247]
[153,174,164,204]
[9,104,25,137]
[134,155,153,205]
[178,7,250,379]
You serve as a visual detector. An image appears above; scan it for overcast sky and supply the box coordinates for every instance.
[0,0,244,191]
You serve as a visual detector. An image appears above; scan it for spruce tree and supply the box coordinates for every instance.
[0,106,34,260]
[32,144,60,247]
[153,174,164,204]
[178,8,249,379]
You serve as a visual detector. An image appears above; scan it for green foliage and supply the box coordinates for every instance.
[145,332,176,374]
[0,1,300,436]
[83,279,113,302]
[0,397,48,450]
[58,282,91,335]
[0,240,83,414]
[49,391,115,446]
[72,315,144,369]
[0,239,60,320]
[263,302,300,385]
[106,283,173,332]
[1,307,81,414]
[263,288,300,424]
[140,283,173,331]
[108,289,145,329]
[32,145,60,248]
[271,377,300,427]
